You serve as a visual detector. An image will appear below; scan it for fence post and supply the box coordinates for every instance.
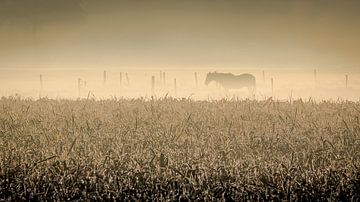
[39,74,43,98]
[103,70,107,85]
[125,73,129,86]
[119,72,122,87]
[195,72,198,89]
[163,72,166,86]
[174,78,177,97]
[345,75,348,88]
[262,70,265,83]
[271,77,274,95]
[78,78,81,98]
[151,76,155,95]
[314,69,317,82]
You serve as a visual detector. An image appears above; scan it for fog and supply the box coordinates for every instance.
[0,0,359,100]
[0,67,359,101]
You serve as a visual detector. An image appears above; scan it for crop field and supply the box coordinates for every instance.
[0,96,359,201]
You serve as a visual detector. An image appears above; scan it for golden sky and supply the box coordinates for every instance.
[0,0,359,68]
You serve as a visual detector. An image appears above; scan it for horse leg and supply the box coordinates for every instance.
[248,86,256,98]
[224,88,230,97]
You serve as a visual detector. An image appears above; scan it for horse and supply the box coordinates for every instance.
[204,72,256,93]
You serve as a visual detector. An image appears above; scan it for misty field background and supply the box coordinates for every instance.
[1,96,359,200]
[1,67,360,101]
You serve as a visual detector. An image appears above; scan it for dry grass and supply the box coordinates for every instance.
[0,96,359,201]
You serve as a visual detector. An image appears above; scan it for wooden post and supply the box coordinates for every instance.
[262,70,265,83]
[314,69,317,82]
[345,75,348,88]
[103,70,107,85]
[151,76,155,95]
[163,72,166,86]
[119,72,122,87]
[195,72,198,89]
[271,77,274,95]
[174,78,177,97]
[125,73,129,86]
[78,78,81,98]
[39,74,43,98]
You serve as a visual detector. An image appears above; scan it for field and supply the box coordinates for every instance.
[1,96,360,201]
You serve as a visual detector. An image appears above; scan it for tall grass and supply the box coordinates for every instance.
[0,96,359,200]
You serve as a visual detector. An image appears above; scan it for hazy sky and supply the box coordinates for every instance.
[0,0,360,68]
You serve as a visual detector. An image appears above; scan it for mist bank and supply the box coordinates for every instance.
[1,0,360,68]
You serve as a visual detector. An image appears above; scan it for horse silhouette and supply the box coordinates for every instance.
[205,72,256,93]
